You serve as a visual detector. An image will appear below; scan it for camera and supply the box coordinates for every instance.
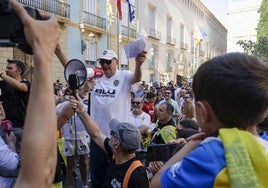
[0,0,41,54]
[146,143,185,162]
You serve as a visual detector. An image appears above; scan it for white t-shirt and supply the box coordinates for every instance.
[90,70,133,137]
[130,111,151,151]
[56,101,89,140]
[130,111,151,129]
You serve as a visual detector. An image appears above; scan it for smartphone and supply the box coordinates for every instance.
[1,120,13,135]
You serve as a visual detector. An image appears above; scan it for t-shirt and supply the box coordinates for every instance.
[102,138,149,188]
[0,137,19,187]
[130,111,151,151]
[56,101,88,140]
[90,70,133,137]
[142,102,156,122]
[160,134,268,188]
[0,80,31,128]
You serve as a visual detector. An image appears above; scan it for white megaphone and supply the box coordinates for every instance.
[64,59,104,87]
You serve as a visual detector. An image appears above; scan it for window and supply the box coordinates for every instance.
[85,41,96,62]
[84,0,96,14]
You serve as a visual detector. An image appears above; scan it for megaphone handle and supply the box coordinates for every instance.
[72,89,77,98]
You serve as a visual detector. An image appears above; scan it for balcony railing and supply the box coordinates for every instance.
[147,28,161,40]
[166,35,176,45]
[19,0,70,19]
[121,25,137,39]
[81,11,106,30]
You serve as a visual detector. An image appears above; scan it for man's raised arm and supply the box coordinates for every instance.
[10,0,61,187]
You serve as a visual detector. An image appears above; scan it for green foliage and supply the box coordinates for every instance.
[255,37,268,62]
[236,38,268,63]
[236,40,256,55]
[257,0,268,38]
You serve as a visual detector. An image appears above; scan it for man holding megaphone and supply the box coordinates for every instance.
[55,45,147,187]
[89,49,147,188]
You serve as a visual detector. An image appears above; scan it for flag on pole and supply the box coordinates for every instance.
[199,27,207,39]
[194,24,202,44]
[106,0,113,19]
[126,0,135,22]
[194,24,207,44]
[117,0,122,20]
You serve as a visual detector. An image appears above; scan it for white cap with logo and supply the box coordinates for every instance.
[97,50,118,60]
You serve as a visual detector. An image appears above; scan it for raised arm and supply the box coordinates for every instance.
[0,73,28,92]
[69,96,107,152]
[131,51,147,84]
[55,43,69,67]
[11,0,61,187]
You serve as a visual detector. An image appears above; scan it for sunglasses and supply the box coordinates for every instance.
[131,101,141,105]
[99,59,112,65]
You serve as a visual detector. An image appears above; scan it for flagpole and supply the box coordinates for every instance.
[192,42,195,77]
[117,12,120,70]
[127,3,130,69]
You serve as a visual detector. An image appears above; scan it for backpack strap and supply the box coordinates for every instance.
[122,160,143,188]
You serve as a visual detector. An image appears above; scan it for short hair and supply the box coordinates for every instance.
[160,102,174,114]
[7,59,26,75]
[147,91,156,99]
[193,53,268,129]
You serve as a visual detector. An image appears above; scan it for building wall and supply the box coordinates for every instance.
[136,0,227,84]
[227,0,262,52]
[0,0,227,86]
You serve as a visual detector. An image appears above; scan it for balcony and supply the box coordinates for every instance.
[19,0,70,19]
[121,25,137,39]
[166,36,176,46]
[180,42,188,50]
[80,11,106,33]
[147,28,161,40]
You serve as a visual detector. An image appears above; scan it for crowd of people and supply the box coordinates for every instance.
[0,1,268,187]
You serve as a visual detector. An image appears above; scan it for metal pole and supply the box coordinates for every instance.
[117,15,120,70]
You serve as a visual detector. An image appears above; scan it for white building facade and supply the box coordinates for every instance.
[0,0,227,85]
[227,0,262,52]
[137,0,227,84]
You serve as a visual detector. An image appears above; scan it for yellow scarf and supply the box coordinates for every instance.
[218,128,268,188]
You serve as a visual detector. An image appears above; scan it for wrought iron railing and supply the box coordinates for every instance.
[18,0,70,18]
[81,11,106,30]
[121,25,137,39]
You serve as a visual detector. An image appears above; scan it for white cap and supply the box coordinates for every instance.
[97,50,118,60]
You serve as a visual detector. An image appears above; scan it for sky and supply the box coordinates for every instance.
[200,0,229,27]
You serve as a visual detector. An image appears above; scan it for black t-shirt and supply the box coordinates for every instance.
[0,80,31,128]
[102,138,149,188]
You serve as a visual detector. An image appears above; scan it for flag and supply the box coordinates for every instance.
[194,24,202,44]
[194,24,207,44]
[117,0,122,20]
[106,0,113,19]
[199,27,207,40]
[126,0,135,22]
